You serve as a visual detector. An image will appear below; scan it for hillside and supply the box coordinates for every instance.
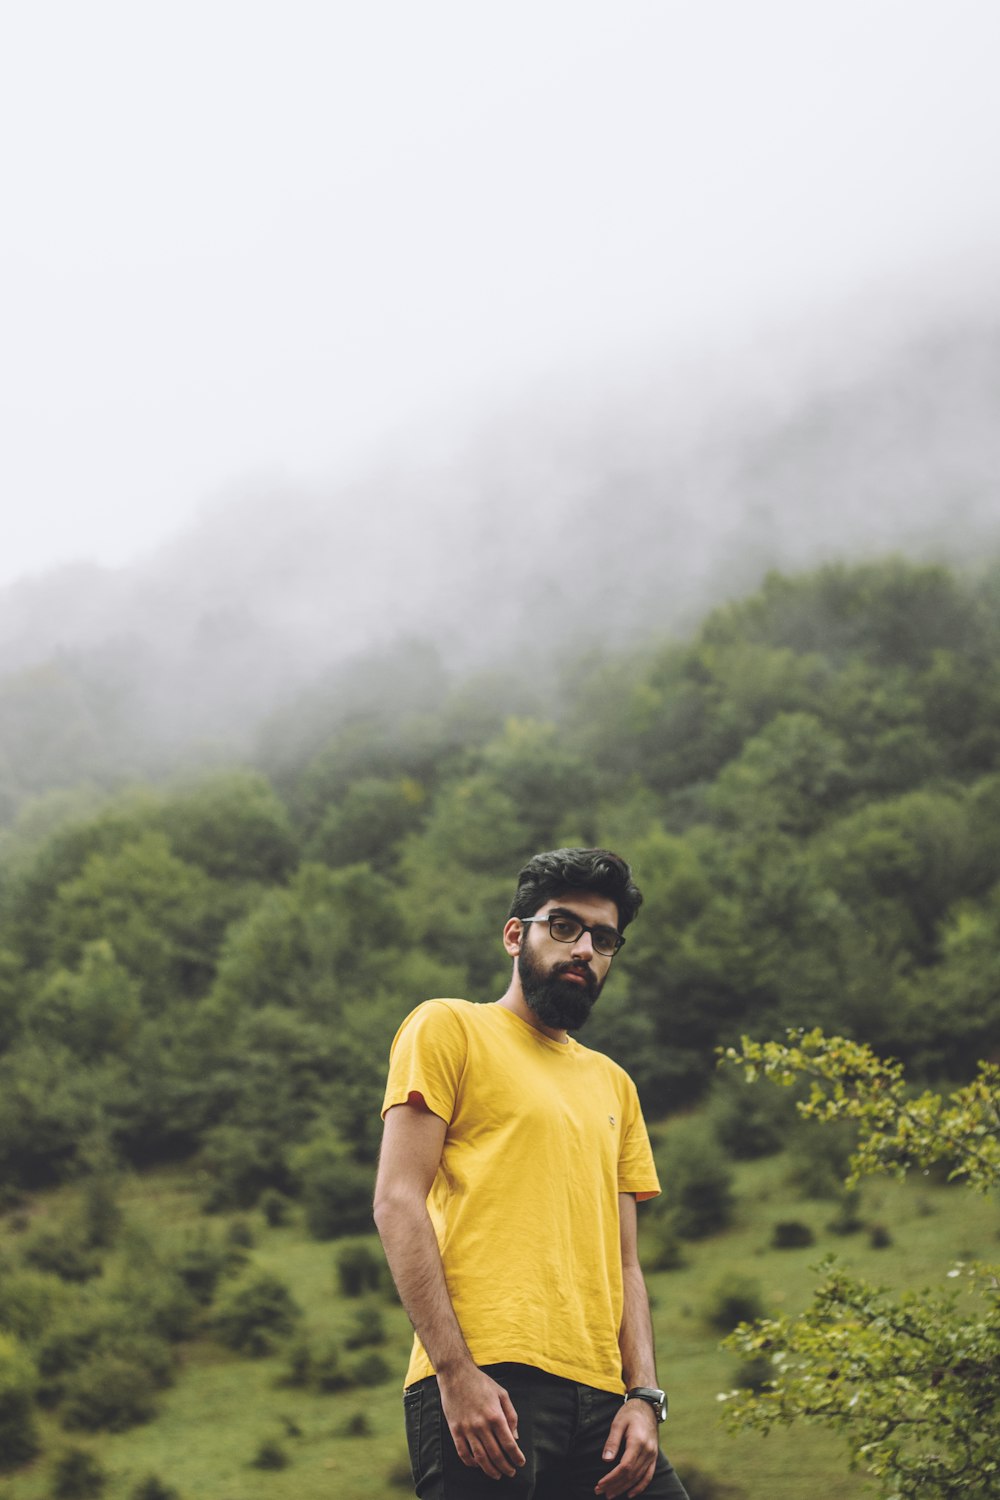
[2,308,999,813]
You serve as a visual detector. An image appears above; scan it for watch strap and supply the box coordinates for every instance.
[623,1386,667,1422]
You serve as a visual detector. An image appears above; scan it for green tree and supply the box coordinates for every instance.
[0,1331,40,1470]
[718,1030,1000,1499]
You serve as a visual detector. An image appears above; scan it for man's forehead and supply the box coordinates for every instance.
[534,892,620,925]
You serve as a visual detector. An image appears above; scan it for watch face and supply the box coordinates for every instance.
[626,1388,667,1421]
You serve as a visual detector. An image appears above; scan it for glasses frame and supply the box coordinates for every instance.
[519,913,625,957]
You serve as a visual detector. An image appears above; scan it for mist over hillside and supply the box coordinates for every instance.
[2,299,999,802]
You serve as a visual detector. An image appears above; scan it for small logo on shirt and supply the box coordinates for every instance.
[609,1115,616,1126]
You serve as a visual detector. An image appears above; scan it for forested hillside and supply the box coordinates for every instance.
[2,556,999,1208]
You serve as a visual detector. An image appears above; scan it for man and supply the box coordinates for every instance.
[374,848,689,1500]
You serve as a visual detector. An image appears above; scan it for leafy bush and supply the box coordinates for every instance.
[294,1141,373,1240]
[334,1239,385,1297]
[786,1120,856,1200]
[214,1272,300,1356]
[80,1174,122,1250]
[671,1459,748,1500]
[344,1301,385,1350]
[347,1350,392,1386]
[23,1227,101,1284]
[869,1222,893,1248]
[119,1272,198,1343]
[732,1353,774,1392]
[702,1275,766,1333]
[826,1188,864,1236]
[129,1477,180,1500]
[0,1267,69,1342]
[170,1235,229,1305]
[61,1353,158,1432]
[259,1189,292,1228]
[313,1341,351,1393]
[277,1337,314,1389]
[770,1219,815,1249]
[0,1331,40,1471]
[341,1408,372,1437]
[642,1215,687,1272]
[656,1121,734,1240]
[224,1217,255,1250]
[251,1438,289,1470]
[708,1072,798,1161]
[51,1445,107,1499]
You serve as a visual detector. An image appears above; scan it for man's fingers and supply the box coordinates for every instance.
[499,1388,520,1441]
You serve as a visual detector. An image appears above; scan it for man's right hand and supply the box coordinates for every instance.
[438,1364,527,1480]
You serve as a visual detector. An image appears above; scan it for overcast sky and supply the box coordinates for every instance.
[3,0,999,589]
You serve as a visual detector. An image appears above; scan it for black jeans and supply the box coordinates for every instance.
[404,1363,690,1499]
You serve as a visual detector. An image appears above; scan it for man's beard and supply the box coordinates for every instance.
[517,943,605,1032]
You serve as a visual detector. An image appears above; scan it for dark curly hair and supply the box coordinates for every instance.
[507,847,643,931]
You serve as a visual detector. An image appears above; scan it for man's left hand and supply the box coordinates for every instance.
[594,1399,660,1499]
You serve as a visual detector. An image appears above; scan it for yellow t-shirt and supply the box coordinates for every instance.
[381,998,661,1393]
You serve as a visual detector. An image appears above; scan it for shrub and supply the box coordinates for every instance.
[296,1145,374,1241]
[670,1459,748,1500]
[708,1072,798,1160]
[347,1350,392,1386]
[342,1409,372,1437]
[643,1215,687,1272]
[251,1438,289,1470]
[869,1223,893,1249]
[0,1267,69,1343]
[0,1332,40,1471]
[655,1122,734,1240]
[826,1188,864,1236]
[702,1275,766,1333]
[170,1236,228,1305]
[23,1228,101,1284]
[387,1448,416,1489]
[122,1273,198,1343]
[344,1301,386,1350]
[313,1341,351,1393]
[224,1217,255,1251]
[277,1338,314,1389]
[61,1353,158,1432]
[51,1445,107,1499]
[732,1353,774,1391]
[771,1219,815,1249]
[215,1273,300,1356]
[259,1189,292,1228]
[786,1120,856,1200]
[129,1477,180,1500]
[80,1175,122,1251]
[335,1239,385,1297]
[198,1125,285,1213]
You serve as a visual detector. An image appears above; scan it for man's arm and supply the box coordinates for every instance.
[373,1101,525,1480]
[595,1192,662,1500]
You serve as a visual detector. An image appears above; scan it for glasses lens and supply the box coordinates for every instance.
[548,916,583,943]
[592,927,621,955]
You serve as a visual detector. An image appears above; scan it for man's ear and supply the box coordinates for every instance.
[502,917,523,958]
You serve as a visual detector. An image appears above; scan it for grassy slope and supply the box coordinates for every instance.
[3,1156,996,1500]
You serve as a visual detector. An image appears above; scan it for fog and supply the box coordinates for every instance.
[2,274,999,782]
[4,2,1000,585]
[3,4,1000,796]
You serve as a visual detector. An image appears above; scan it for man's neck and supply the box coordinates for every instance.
[495,986,569,1044]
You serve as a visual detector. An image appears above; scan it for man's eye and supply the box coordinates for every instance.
[594,929,618,950]
[550,919,579,938]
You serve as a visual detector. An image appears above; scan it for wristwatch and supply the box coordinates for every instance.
[624,1387,667,1423]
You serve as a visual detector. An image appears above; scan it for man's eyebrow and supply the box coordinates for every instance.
[548,905,618,929]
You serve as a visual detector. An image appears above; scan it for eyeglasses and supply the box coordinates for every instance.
[520,913,625,957]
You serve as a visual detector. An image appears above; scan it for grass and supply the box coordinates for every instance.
[2,1153,997,1500]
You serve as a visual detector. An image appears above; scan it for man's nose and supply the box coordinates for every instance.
[570,930,595,960]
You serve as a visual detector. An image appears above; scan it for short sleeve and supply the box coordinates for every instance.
[616,1076,661,1202]
[381,1000,469,1124]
